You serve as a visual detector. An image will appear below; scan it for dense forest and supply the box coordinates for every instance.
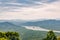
[0,31,60,40]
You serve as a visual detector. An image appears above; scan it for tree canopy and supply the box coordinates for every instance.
[43,30,57,40]
[0,32,20,40]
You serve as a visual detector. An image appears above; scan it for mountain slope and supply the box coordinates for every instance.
[22,20,60,31]
[0,20,60,40]
[0,21,47,40]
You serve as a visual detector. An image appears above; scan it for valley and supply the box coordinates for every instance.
[0,20,60,40]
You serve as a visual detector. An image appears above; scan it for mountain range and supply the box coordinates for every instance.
[21,20,60,31]
[0,19,60,40]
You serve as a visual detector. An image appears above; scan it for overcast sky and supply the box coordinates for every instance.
[0,0,60,20]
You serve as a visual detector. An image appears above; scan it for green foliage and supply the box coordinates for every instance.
[57,36,60,40]
[43,30,57,40]
[0,37,8,40]
[0,32,20,40]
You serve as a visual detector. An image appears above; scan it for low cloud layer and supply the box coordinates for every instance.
[24,26,60,33]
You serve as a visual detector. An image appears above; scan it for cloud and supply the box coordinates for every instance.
[24,26,60,33]
[0,0,58,12]
[0,0,60,20]
[0,0,58,7]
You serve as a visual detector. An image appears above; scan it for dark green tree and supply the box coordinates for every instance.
[43,30,57,40]
[0,32,20,40]
[5,32,20,40]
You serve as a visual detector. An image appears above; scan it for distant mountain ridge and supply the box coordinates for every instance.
[21,20,60,31]
[0,22,15,31]
[0,20,60,31]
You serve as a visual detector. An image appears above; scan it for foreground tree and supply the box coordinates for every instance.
[0,32,20,40]
[43,30,57,40]
[0,38,9,40]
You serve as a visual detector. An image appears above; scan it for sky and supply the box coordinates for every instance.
[0,0,60,20]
